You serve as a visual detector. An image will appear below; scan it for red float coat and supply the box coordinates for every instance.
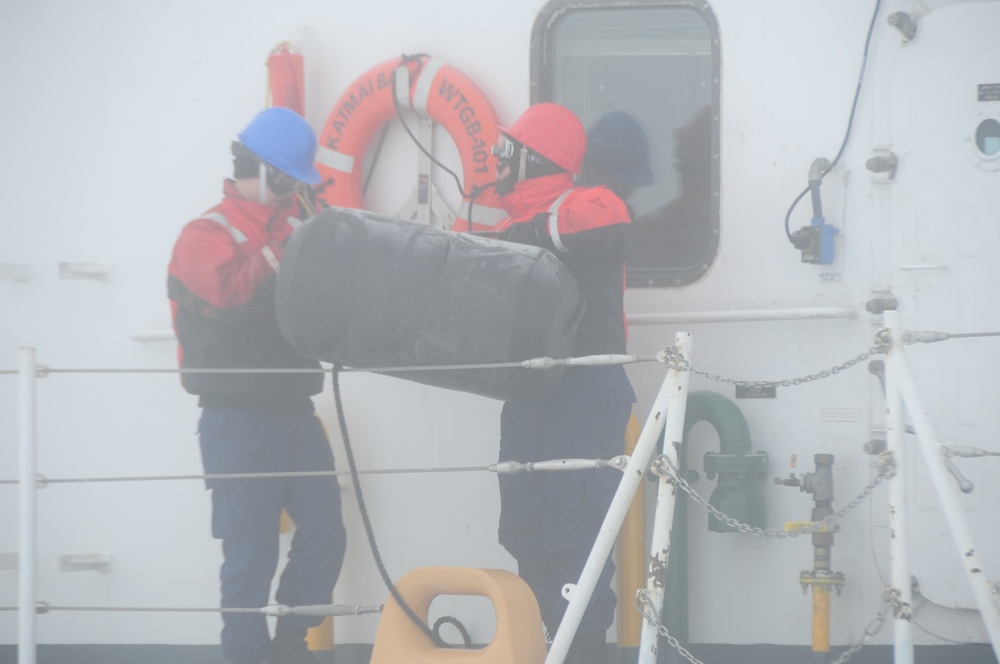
[496,172,631,356]
[167,180,322,412]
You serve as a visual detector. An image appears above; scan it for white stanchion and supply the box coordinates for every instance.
[18,348,37,664]
[884,311,1000,661]
[884,314,914,664]
[544,333,692,664]
[637,333,692,664]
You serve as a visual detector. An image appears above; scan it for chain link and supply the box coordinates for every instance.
[661,341,888,389]
[637,590,706,664]
[829,606,889,664]
[642,338,894,663]
[638,589,889,664]
[655,455,893,538]
[883,587,912,621]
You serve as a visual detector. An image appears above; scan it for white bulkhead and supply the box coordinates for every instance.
[1,0,999,655]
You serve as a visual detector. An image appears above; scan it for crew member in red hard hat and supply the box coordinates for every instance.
[492,102,635,664]
[168,108,345,664]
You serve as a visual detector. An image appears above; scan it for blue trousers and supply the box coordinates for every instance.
[199,408,346,664]
[498,366,634,637]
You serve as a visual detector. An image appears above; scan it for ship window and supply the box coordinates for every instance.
[532,1,720,287]
[976,118,1000,156]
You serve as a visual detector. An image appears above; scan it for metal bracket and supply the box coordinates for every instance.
[799,569,846,595]
[59,552,113,572]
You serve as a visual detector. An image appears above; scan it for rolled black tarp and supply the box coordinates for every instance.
[275,208,584,401]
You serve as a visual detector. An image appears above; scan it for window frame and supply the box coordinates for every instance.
[530,0,722,288]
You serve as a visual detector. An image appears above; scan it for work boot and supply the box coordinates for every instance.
[270,638,319,664]
[566,632,609,664]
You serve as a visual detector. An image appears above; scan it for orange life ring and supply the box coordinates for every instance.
[315,55,505,230]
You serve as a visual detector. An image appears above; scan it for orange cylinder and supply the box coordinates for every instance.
[617,413,645,648]
[268,44,305,115]
[812,588,831,654]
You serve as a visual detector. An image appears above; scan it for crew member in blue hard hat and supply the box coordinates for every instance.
[579,110,654,208]
[168,107,345,664]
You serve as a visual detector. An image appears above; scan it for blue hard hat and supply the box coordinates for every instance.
[585,111,653,187]
[237,107,321,185]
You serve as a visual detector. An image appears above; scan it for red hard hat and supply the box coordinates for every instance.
[500,103,586,174]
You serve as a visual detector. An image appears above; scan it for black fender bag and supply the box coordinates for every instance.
[275,208,584,401]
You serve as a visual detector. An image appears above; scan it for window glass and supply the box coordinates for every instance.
[976,118,1000,156]
[534,2,719,287]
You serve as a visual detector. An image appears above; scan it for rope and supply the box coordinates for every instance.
[433,615,473,648]
[390,53,468,201]
[331,365,446,647]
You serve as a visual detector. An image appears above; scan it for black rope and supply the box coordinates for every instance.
[391,54,468,198]
[784,0,883,243]
[465,180,499,232]
[390,52,501,233]
[433,615,474,648]
[331,366,445,647]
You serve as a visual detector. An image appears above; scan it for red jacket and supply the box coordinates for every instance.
[168,180,322,411]
[497,173,630,356]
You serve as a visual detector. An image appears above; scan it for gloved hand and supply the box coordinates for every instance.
[501,213,553,250]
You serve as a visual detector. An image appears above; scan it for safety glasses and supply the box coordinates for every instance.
[267,166,304,196]
[492,135,517,162]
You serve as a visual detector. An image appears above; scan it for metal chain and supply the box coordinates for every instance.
[637,590,706,664]
[661,340,888,389]
[883,587,912,621]
[656,455,894,538]
[641,338,895,664]
[638,588,889,664]
[829,605,889,664]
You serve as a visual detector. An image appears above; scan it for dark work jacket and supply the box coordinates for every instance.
[496,172,630,357]
[167,180,322,413]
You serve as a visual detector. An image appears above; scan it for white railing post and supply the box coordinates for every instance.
[637,333,692,664]
[884,312,914,664]
[18,348,38,664]
[545,333,692,664]
[884,311,1000,660]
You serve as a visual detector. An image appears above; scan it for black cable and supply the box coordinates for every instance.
[783,0,883,243]
[390,53,496,233]
[465,180,499,232]
[433,616,474,648]
[331,366,445,647]
[783,185,812,244]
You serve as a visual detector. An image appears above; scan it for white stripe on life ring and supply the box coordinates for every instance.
[315,146,356,174]
[412,58,446,116]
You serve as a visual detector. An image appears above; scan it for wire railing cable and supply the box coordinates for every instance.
[0,457,628,486]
